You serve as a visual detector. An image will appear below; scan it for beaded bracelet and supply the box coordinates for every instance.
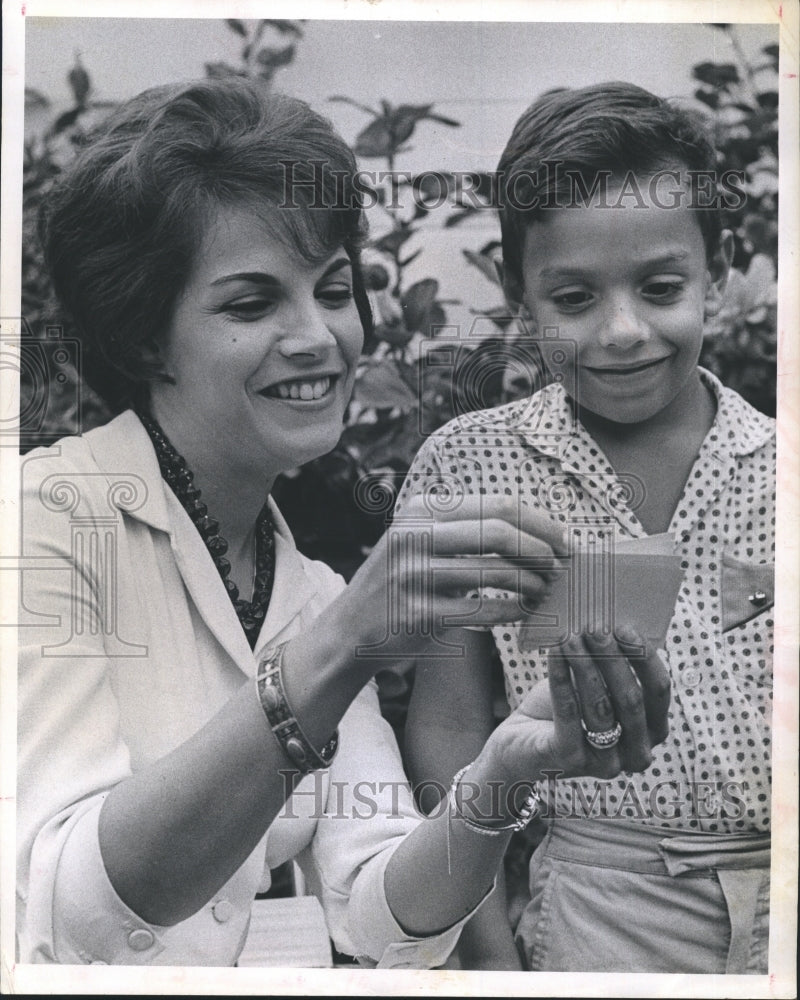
[449,762,541,834]
[256,642,339,775]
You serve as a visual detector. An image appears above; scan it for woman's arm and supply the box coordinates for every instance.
[96,493,565,927]
[405,629,522,969]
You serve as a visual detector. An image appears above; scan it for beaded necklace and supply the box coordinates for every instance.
[139,413,276,650]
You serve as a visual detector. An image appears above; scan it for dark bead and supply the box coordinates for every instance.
[216,557,231,576]
[187,499,207,516]
[206,536,228,556]
[197,516,219,535]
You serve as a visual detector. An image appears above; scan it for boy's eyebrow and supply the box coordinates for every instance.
[538,251,690,280]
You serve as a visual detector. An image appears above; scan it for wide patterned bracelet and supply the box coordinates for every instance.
[449,762,541,834]
[256,642,339,775]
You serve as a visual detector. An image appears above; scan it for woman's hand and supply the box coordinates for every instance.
[469,628,670,808]
[322,494,567,677]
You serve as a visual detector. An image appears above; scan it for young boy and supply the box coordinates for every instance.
[397,82,774,973]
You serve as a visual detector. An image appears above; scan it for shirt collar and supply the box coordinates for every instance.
[509,366,773,462]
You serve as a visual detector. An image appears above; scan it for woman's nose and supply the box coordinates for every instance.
[598,296,651,349]
[277,300,337,358]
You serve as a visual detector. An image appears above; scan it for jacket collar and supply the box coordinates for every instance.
[83,410,322,674]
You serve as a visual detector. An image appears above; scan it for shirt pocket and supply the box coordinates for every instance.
[721,552,774,633]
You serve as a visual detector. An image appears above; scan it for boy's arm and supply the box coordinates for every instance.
[404,627,522,970]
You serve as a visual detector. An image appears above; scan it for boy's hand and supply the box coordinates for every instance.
[474,628,670,792]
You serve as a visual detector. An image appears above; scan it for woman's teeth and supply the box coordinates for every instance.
[267,376,332,401]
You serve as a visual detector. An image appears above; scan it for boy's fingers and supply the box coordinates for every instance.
[615,630,671,745]
[584,633,653,771]
[562,636,619,742]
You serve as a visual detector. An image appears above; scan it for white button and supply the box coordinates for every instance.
[212,899,234,923]
[127,928,155,951]
[684,669,701,687]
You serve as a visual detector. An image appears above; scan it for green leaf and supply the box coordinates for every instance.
[226,18,248,37]
[255,45,295,69]
[353,359,418,410]
[329,95,379,117]
[25,87,50,109]
[205,61,246,79]
[462,249,502,286]
[353,117,395,158]
[263,19,304,38]
[402,278,439,332]
[373,227,414,256]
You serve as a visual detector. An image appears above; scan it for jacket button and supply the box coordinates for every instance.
[212,899,234,923]
[127,928,155,951]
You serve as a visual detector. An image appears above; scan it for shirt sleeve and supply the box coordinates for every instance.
[16,449,143,962]
[295,679,492,968]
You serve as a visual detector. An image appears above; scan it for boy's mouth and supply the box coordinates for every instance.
[585,357,669,376]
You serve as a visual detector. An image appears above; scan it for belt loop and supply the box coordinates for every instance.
[717,868,764,974]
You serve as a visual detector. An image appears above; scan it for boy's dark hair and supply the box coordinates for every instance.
[39,76,372,412]
[496,81,722,284]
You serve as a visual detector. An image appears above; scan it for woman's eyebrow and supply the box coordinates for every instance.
[209,257,351,287]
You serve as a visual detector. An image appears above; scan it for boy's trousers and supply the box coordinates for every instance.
[515,816,770,973]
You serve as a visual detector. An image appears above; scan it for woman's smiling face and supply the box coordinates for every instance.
[150,202,364,484]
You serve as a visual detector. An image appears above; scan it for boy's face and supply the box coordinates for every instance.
[515,178,731,426]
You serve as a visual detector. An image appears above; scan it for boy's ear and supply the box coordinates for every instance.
[704,229,735,317]
[497,258,529,317]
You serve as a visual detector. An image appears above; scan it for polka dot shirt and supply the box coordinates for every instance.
[396,369,774,833]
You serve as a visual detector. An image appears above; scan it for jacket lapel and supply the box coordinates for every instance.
[84,411,322,678]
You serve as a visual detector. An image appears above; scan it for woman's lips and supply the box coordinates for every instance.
[260,375,334,401]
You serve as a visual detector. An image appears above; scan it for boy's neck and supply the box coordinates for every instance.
[572,370,717,536]
[574,368,716,456]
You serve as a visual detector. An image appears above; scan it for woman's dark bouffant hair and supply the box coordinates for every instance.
[39,76,373,411]
[496,81,723,284]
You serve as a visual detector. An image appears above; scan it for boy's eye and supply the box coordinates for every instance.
[551,289,593,310]
[642,280,684,301]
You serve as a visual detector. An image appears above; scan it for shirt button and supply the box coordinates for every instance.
[127,928,155,951]
[212,899,234,923]
[684,669,701,687]
[90,960,108,965]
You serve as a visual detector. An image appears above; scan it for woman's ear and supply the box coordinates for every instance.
[704,229,735,317]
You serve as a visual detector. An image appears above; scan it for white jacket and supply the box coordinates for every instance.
[17,410,469,968]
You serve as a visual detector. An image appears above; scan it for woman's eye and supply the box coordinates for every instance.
[224,297,276,320]
[318,284,354,308]
[552,289,592,310]
[643,280,683,301]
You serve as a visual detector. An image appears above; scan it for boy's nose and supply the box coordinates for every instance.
[598,297,650,349]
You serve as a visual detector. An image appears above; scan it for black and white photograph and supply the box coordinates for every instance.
[1,1,797,996]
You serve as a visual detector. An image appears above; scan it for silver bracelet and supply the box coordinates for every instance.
[448,762,540,834]
[256,642,338,774]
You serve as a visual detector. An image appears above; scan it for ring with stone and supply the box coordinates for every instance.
[583,720,623,750]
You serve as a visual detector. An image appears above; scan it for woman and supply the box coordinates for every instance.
[17,76,670,968]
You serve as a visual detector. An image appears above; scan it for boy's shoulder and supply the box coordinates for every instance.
[424,380,568,449]
[706,370,775,458]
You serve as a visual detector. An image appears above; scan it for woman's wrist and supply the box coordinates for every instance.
[453,758,541,831]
